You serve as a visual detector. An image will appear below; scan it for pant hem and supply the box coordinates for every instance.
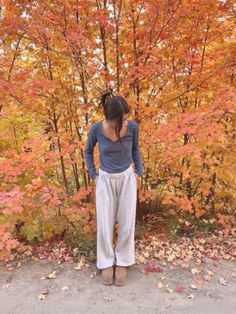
[115,262,135,267]
[96,263,115,270]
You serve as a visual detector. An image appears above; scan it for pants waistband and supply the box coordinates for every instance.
[98,164,133,178]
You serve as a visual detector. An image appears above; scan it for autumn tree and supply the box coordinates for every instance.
[0,0,235,260]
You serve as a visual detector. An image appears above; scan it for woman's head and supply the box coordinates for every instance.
[98,91,130,151]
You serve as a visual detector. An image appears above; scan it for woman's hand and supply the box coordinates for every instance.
[134,173,140,186]
[94,175,99,184]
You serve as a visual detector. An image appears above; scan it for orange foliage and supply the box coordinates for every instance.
[0,0,235,260]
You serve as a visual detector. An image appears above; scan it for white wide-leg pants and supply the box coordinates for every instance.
[95,164,137,269]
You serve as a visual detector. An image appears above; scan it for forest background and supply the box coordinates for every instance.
[0,0,235,263]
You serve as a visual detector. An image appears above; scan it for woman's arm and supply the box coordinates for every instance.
[132,121,144,176]
[84,123,99,180]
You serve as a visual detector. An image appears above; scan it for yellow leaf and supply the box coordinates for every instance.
[191,268,201,274]
[190,284,197,290]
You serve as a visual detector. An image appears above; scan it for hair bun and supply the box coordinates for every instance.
[99,90,114,107]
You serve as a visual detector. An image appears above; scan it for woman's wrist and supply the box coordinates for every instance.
[92,174,98,181]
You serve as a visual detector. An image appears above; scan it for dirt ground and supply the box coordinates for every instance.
[0,255,236,314]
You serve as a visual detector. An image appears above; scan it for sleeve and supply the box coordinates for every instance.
[132,121,144,176]
[84,123,99,180]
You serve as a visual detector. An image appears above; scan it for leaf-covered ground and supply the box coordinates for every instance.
[0,224,236,313]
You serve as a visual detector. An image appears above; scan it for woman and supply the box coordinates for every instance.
[84,91,144,286]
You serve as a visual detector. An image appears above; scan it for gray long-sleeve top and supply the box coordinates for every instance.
[84,119,144,180]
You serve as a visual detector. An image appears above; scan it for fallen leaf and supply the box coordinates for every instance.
[103,296,112,302]
[194,276,203,285]
[5,263,13,271]
[143,260,163,273]
[90,271,97,279]
[218,277,228,285]
[74,260,84,270]
[137,255,146,263]
[190,284,197,290]
[195,258,202,265]
[203,274,212,281]
[167,254,175,262]
[157,281,164,288]
[165,287,173,293]
[199,239,206,244]
[47,271,57,279]
[175,284,184,292]
[206,270,214,276]
[187,293,195,299]
[40,270,58,280]
[38,294,47,300]
[74,258,89,270]
[38,288,50,300]
[191,268,201,274]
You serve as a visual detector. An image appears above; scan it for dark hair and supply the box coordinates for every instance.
[98,90,130,152]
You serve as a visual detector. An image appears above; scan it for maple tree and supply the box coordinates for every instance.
[0,0,235,262]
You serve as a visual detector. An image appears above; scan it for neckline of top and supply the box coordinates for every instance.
[99,119,130,143]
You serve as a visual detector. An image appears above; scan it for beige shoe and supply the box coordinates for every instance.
[114,266,128,286]
[101,266,114,285]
